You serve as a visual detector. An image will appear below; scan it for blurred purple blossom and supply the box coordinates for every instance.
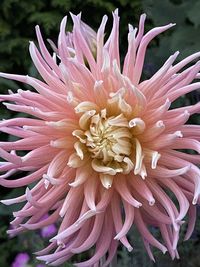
[41,223,57,238]
[12,253,29,267]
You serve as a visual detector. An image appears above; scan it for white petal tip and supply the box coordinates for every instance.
[162,248,168,254]
[68,182,78,187]
[104,184,112,189]
[141,13,147,19]
[192,197,198,205]
[0,200,8,205]
[149,199,155,206]
[127,246,133,252]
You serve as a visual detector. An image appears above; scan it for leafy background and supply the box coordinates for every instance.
[0,0,200,266]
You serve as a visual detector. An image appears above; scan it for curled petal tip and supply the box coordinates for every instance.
[136,202,142,208]
[162,247,168,254]
[149,199,155,206]
[192,196,198,205]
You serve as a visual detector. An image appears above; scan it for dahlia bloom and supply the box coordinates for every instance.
[0,10,200,266]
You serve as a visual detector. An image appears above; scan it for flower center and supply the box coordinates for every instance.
[67,96,161,189]
[72,108,135,176]
[86,110,132,163]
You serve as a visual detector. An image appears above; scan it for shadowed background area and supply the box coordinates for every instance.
[0,0,200,266]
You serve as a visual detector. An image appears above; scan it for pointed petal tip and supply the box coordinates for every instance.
[113,8,119,16]
[49,237,56,243]
[36,256,46,262]
[29,40,34,45]
[0,72,5,77]
[162,247,168,254]
[0,72,12,79]
[0,200,8,205]
[33,251,40,255]
[113,235,119,240]
[69,12,78,22]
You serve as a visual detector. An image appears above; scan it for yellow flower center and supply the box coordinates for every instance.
[66,89,161,188]
[73,109,134,177]
[87,112,132,163]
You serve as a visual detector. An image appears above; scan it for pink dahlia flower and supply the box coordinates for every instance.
[0,10,200,266]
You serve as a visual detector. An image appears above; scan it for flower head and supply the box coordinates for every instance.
[1,10,200,266]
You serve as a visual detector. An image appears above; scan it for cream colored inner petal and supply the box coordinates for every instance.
[68,96,161,188]
[100,173,113,189]
[129,118,146,134]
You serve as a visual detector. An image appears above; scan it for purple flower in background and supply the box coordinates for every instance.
[39,214,57,238]
[12,252,45,267]
[12,253,29,267]
[41,224,57,238]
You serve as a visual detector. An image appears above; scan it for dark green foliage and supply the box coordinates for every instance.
[0,0,143,75]
[142,0,200,66]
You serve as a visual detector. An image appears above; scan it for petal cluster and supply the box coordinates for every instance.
[0,10,200,266]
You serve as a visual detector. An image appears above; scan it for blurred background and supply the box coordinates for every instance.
[0,0,200,266]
